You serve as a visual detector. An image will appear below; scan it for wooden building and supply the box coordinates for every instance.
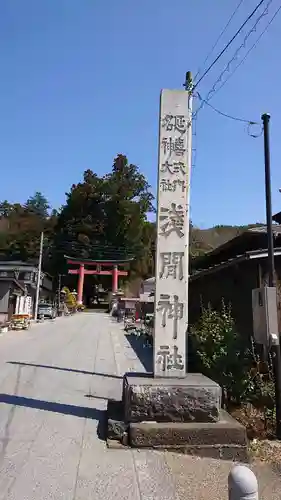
[273,211,281,224]
[0,261,54,324]
[0,277,26,324]
[139,225,281,337]
[189,225,281,337]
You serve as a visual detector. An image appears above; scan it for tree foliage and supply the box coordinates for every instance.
[0,155,156,284]
[0,194,56,262]
[25,192,50,218]
[52,154,155,277]
[0,154,263,286]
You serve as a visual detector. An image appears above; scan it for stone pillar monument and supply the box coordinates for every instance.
[154,89,191,378]
[106,81,248,460]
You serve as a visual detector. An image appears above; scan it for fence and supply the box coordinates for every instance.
[228,465,258,500]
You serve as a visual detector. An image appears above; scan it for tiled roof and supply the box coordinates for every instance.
[247,224,281,235]
[191,247,281,280]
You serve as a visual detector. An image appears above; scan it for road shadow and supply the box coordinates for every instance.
[0,393,107,440]
[84,392,121,402]
[125,334,153,373]
[7,361,122,380]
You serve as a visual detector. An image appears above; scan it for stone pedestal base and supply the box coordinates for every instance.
[129,411,248,461]
[124,373,221,423]
[106,373,248,461]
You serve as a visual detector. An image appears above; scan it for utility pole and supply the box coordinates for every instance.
[58,274,62,313]
[262,113,281,438]
[34,231,44,321]
[58,274,65,314]
[262,114,275,287]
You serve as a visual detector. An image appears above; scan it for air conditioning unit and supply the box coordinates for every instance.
[252,286,279,346]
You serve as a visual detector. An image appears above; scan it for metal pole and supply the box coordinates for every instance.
[58,274,61,314]
[262,113,275,287]
[34,231,44,321]
[261,113,281,439]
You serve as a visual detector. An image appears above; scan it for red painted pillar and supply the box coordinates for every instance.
[112,265,118,293]
[77,264,85,304]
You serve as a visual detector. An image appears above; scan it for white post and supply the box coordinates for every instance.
[153,88,192,377]
[15,296,20,314]
[228,465,258,500]
[34,231,44,321]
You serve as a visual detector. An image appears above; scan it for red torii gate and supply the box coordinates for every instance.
[65,256,133,304]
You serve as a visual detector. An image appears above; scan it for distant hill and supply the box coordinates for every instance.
[190,223,264,258]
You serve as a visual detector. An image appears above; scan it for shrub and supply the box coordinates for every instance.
[189,300,276,436]
[189,300,252,405]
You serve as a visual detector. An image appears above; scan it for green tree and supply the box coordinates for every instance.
[0,200,15,218]
[0,196,55,265]
[26,192,50,218]
[52,154,155,280]
[130,220,156,279]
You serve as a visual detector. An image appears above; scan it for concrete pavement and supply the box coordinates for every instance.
[0,312,280,500]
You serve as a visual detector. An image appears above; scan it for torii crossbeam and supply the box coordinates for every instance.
[64,256,133,304]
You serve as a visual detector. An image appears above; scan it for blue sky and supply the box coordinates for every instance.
[0,0,280,228]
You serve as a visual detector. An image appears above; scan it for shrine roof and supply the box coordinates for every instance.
[0,260,53,279]
[191,247,281,280]
[64,255,134,264]
[273,211,281,224]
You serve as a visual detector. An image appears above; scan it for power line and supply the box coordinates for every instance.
[196,93,263,137]
[197,93,257,124]
[193,0,273,117]
[193,0,266,90]
[203,0,272,101]
[208,3,281,98]
[194,0,245,82]
[47,239,136,260]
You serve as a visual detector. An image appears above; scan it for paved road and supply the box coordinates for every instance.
[0,312,280,500]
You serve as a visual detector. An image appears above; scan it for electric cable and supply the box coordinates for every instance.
[194,0,245,82]
[193,0,266,90]
[202,0,272,101]
[208,3,281,98]
[193,0,273,118]
[197,93,256,124]
[196,93,263,137]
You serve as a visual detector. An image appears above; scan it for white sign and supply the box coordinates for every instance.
[153,89,192,378]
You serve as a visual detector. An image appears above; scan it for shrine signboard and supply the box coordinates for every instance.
[154,89,192,378]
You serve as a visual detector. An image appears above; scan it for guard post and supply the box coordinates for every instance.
[228,465,258,500]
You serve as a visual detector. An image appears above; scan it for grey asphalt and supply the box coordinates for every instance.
[0,312,280,500]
